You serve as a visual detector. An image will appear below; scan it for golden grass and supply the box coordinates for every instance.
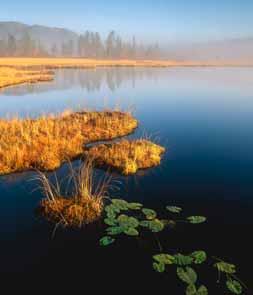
[0,66,54,89]
[37,159,109,227]
[0,110,138,175]
[0,58,251,71]
[85,139,165,175]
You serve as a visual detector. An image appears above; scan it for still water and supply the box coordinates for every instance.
[0,67,253,293]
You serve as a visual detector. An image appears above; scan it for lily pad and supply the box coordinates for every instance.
[99,236,115,246]
[153,253,174,264]
[106,226,123,235]
[149,219,164,232]
[187,216,206,224]
[127,202,143,210]
[153,262,165,273]
[166,206,182,213]
[177,267,197,285]
[112,199,129,210]
[104,217,117,226]
[214,261,236,274]
[142,208,157,220]
[173,253,194,266]
[191,251,207,264]
[124,227,139,236]
[226,280,242,294]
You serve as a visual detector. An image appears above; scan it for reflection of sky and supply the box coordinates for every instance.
[0,67,253,118]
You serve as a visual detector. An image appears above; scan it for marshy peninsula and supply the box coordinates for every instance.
[0,11,253,295]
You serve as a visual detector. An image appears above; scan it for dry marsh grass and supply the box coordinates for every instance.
[0,110,138,175]
[0,66,53,89]
[37,159,110,227]
[86,139,165,175]
[0,58,250,72]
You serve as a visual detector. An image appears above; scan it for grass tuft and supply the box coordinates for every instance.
[85,139,165,175]
[37,159,110,227]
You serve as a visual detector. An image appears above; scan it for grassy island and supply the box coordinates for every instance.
[0,67,54,89]
[86,139,165,175]
[0,110,138,175]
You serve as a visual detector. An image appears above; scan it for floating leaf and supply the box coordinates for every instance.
[226,280,242,294]
[191,251,207,264]
[197,285,208,295]
[142,208,157,220]
[153,254,174,264]
[106,226,123,235]
[166,206,182,213]
[104,218,117,226]
[177,267,197,285]
[105,204,120,215]
[139,220,150,227]
[153,262,165,273]
[99,236,115,246]
[187,216,206,224]
[117,215,139,230]
[186,284,197,295]
[149,219,164,232]
[112,199,129,210]
[173,253,194,266]
[214,261,236,274]
[124,227,139,236]
[127,202,143,210]
[106,210,116,219]
[186,284,208,295]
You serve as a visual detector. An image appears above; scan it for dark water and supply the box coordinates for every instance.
[0,67,253,293]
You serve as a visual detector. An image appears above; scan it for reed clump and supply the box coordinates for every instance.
[0,67,53,89]
[0,110,138,175]
[37,160,109,227]
[85,139,165,175]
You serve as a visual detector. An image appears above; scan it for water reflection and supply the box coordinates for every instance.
[1,67,161,96]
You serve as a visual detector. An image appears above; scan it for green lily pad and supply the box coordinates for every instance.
[104,218,117,226]
[191,251,207,264]
[111,199,129,210]
[214,261,236,274]
[149,219,164,232]
[127,202,143,210]
[142,208,157,220]
[106,226,123,235]
[124,227,139,236]
[166,206,182,213]
[173,253,194,266]
[177,267,197,285]
[153,254,174,264]
[187,216,207,224]
[153,262,165,273]
[99,236,115,246]
[186,285,208,295]
[226,280,242,294]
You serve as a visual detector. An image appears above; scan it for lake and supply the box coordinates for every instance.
[0,67,253,293]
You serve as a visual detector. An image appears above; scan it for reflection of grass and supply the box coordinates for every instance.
[0,110,138,175]
[0,67,53,89]
[86,139,165,175]
[37,159,110,227]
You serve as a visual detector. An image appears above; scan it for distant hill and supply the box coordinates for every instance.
[0,21,79,53]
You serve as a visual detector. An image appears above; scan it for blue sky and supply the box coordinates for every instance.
[1,0,253,43]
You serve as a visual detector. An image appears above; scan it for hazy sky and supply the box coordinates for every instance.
[1,0,253,43]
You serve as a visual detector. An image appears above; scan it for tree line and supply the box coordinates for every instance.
[0,30,161,59]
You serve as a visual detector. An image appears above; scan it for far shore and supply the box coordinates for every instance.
[0,57,252,90]
[0,57,252,69]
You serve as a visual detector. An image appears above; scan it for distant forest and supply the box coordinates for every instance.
[0,31,161,59]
